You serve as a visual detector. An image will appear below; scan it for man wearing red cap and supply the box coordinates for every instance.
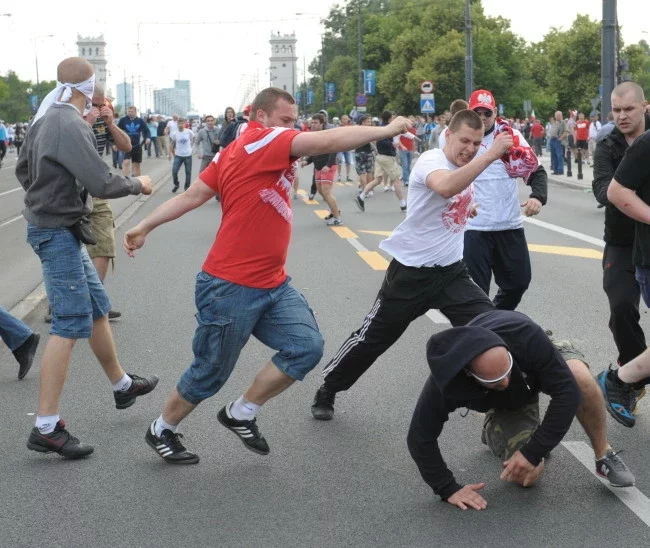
[458,89,548,311]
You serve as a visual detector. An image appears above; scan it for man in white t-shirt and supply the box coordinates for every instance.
[459,90,547,311]
[170,117,195,192]
[311,110,515,420]
[165,114,179,143]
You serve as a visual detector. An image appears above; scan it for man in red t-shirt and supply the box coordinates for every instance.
[397,124,418,184]
[530,118,545,156]
[123,87,413,464]
[574,111,590,163]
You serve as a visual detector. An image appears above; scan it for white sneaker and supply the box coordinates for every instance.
[367,190,374,198]
[383,186,390,192]
[389,186,395,192]
[326,216,343,226]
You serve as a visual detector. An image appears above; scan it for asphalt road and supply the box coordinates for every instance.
[0,149,173,310]
[1,163,649,547]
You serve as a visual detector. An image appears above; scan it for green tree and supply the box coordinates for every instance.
[623,40,650,95]
[533,15,601,115]
[0,71,56,122]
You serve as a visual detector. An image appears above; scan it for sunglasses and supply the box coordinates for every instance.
[475,109,494,118]
[469,351,513,384]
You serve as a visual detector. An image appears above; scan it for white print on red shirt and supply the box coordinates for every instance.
[442,186,474,233]
[259,162,297,224]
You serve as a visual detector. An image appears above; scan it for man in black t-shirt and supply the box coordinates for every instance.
[117,106,151,176]
[354,110,407,212]
[156,116,169,158]
[604,83,650,426]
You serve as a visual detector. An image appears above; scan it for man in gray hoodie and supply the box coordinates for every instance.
[16,57,159,459]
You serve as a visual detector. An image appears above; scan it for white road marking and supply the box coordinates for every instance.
[0,214,23,229]
[346,238,368,253]
[562,441,650,527]
[426,310,449,324]
[523,217,605,248]
[0,187,22,197]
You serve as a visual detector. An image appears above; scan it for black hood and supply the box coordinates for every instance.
[426,326,508,391]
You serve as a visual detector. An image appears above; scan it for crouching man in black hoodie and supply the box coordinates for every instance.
[407,310,635,511]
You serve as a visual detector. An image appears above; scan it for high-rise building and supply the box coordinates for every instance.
[76,34,108,90]
[116,82,134,108]
[269,32,297,96]
[153,80,192,115]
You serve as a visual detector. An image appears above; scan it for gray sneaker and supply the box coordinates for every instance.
[595,449,635,487]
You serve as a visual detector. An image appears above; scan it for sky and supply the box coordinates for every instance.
[0,0,647,115]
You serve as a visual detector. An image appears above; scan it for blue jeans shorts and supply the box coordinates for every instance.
[27,225,111,339]
[177,272,324,405]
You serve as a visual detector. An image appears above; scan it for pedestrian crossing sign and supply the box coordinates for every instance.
[420,93,435,113]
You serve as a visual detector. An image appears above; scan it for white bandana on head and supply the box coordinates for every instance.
[32,73,96,123]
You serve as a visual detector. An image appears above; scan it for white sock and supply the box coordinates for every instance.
[154,415,178,437]
[229,396,261,421]
[36,414,60,434]
[112,373,133,392]
[359,192,367,200]
[400,199,407,207]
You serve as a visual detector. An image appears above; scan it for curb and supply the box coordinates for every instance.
[9,171,172,322]
[547,174,592,192]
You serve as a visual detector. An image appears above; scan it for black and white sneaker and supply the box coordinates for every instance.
[217,403,270,455]
[355,194,365,212]
[145,422,199,464]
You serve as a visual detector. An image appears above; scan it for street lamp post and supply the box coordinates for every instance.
[358,4,364,95]
[464,0,474,99]
[601,0,618,118]
[33,34,54,103]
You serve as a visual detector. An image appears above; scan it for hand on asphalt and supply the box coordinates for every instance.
[446,483,488,511]
[500,450,544,487]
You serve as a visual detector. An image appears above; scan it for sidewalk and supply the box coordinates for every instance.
[537,149,593,191]
[7,159,174,322]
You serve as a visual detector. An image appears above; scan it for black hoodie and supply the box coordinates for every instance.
[407,310,580,500]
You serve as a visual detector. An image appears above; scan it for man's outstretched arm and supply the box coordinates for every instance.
[123,179,216,256]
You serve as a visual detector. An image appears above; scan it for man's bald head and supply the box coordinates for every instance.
[468,346,511,390]
[612,81,646,103]
[57,57,94,84]
[92,83,105,104]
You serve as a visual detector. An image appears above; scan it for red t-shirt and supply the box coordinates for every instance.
[399,128,417,151]
[530,122,544,138]
[199,121,300,288]
[575,120,590,141]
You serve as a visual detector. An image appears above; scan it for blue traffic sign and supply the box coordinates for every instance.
[326,83,336,103]
[364,70,376,95]
[420,93,435,114]
[356,93,368,107]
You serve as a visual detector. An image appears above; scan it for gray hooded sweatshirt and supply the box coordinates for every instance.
[16,103,142,228]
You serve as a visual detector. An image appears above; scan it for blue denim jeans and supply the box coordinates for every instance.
[26,225,111,339]
[172,155,192,189]
[399,150,412,184]
[177,272,324,405]
[550,138,564,174]
[635,267,650,308]
[0,306,32,351]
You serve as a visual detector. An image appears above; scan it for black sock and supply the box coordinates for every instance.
[609,368,627,387]
[631,377,650,390]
